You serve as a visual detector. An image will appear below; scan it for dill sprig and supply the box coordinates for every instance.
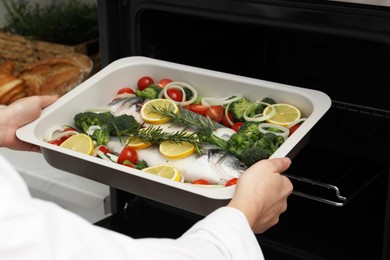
[150,105,218,131]
[126,125,203,154]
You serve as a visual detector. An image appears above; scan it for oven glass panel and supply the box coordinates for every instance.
[137,9,390,111]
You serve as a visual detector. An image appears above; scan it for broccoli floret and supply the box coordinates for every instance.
[256,97,276,114]
[240,145,269,167]
[135,84,162,99]
[228,97,254,122]
[134,159,148,170]
[195,127,228,150]
[183,87,194,101]
[108,114,141,136]
[122,159,149,170]
[74,112,106,133]
[98,111,115,125]
[92,128,110,146]
[237,121,262,142]
[256,132,285,156]
[227,132,254,159]
[228,132,285,167]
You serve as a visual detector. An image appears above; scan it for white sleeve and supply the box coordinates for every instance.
[0,155,263,260]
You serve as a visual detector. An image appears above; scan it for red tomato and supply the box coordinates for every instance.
[189,104,209,116]
[118,147,139,165]
[204,106,224,123]
[231,122,244,132]
[48,139,61,146]
[98,145,110,154]
[158,78,173,88]
[167,88,183,102]
[191,179,210,185]
[289,124,301,136]
[137,76,154,91]
[225,178,238,187]
[221,111,234,127]
[117,87,135,95]
[59,135,71,143]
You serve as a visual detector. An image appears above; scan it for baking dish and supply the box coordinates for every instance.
[16,56,331,215]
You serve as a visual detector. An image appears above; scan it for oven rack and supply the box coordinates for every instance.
[285,100,390,206]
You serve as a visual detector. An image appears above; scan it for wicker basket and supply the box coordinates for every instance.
[0,29,101,74]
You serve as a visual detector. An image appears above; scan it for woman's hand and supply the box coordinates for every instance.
[228,157,293,233]
[0,95,58,152]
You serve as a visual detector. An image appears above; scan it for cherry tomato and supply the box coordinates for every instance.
[289,124,301,136]
[221,111,234,127]
[204,105,224,123]
[158,78,173,88]
[118,147,139,165]
[167,88,183,102]
[137,76,154,91]
[59,135,71,143]
[48,139,61,146]
[231,122,244,132]
[225,178,238,187]
[98,145,110,154]
[189,104,209,116]
[191,179,210,185]
[117,87,135,95]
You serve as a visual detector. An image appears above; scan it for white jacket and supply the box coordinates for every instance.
[0,154,263,260]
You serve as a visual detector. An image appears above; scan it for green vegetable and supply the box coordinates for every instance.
[227,132,254,159]
[237,121,262,142]
[92,128,110,146]
[195,127,228,151]
[239,145,269,167]
[74,111,113,133]
[108,114,141,136]
[135,84,162,99]
[228,97,253,122]
[227,123,285,167]
[134,159,148,170]
[183,87,194,101]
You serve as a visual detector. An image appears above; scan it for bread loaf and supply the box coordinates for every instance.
[0,60,15,75]
[0,74,26,105]
[19,53,93,96]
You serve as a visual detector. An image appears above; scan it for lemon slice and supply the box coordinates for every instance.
[140,98,179,124]
[59,133,94,155]
[126,137,153,149]
[159,140,195,159]
[263,103,301,126]
[142,164,181,182]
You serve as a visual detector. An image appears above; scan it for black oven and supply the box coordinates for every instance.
[95,1,390,259]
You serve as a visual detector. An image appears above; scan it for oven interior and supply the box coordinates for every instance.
[96,2,390,259]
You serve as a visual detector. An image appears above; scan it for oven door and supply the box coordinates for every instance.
[96,0,390,259]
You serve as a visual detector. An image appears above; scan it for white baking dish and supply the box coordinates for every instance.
[16,56,331,216]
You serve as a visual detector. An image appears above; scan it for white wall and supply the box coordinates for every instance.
[0,0,97,28]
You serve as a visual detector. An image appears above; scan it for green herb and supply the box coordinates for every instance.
[1,0,98,45]
[149,105,218,131]
[126,126,203,154]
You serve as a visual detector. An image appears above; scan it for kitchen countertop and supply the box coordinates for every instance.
[0,147,111,223]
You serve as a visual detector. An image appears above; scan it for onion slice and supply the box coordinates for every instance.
[201,95,243,108]
[224,103,234,126]
[243,101,276,122]
[163,82,198,106]
[258,123,289,140]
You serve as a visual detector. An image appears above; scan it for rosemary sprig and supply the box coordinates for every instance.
[150,105,218,131]
[126,125,203,154]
